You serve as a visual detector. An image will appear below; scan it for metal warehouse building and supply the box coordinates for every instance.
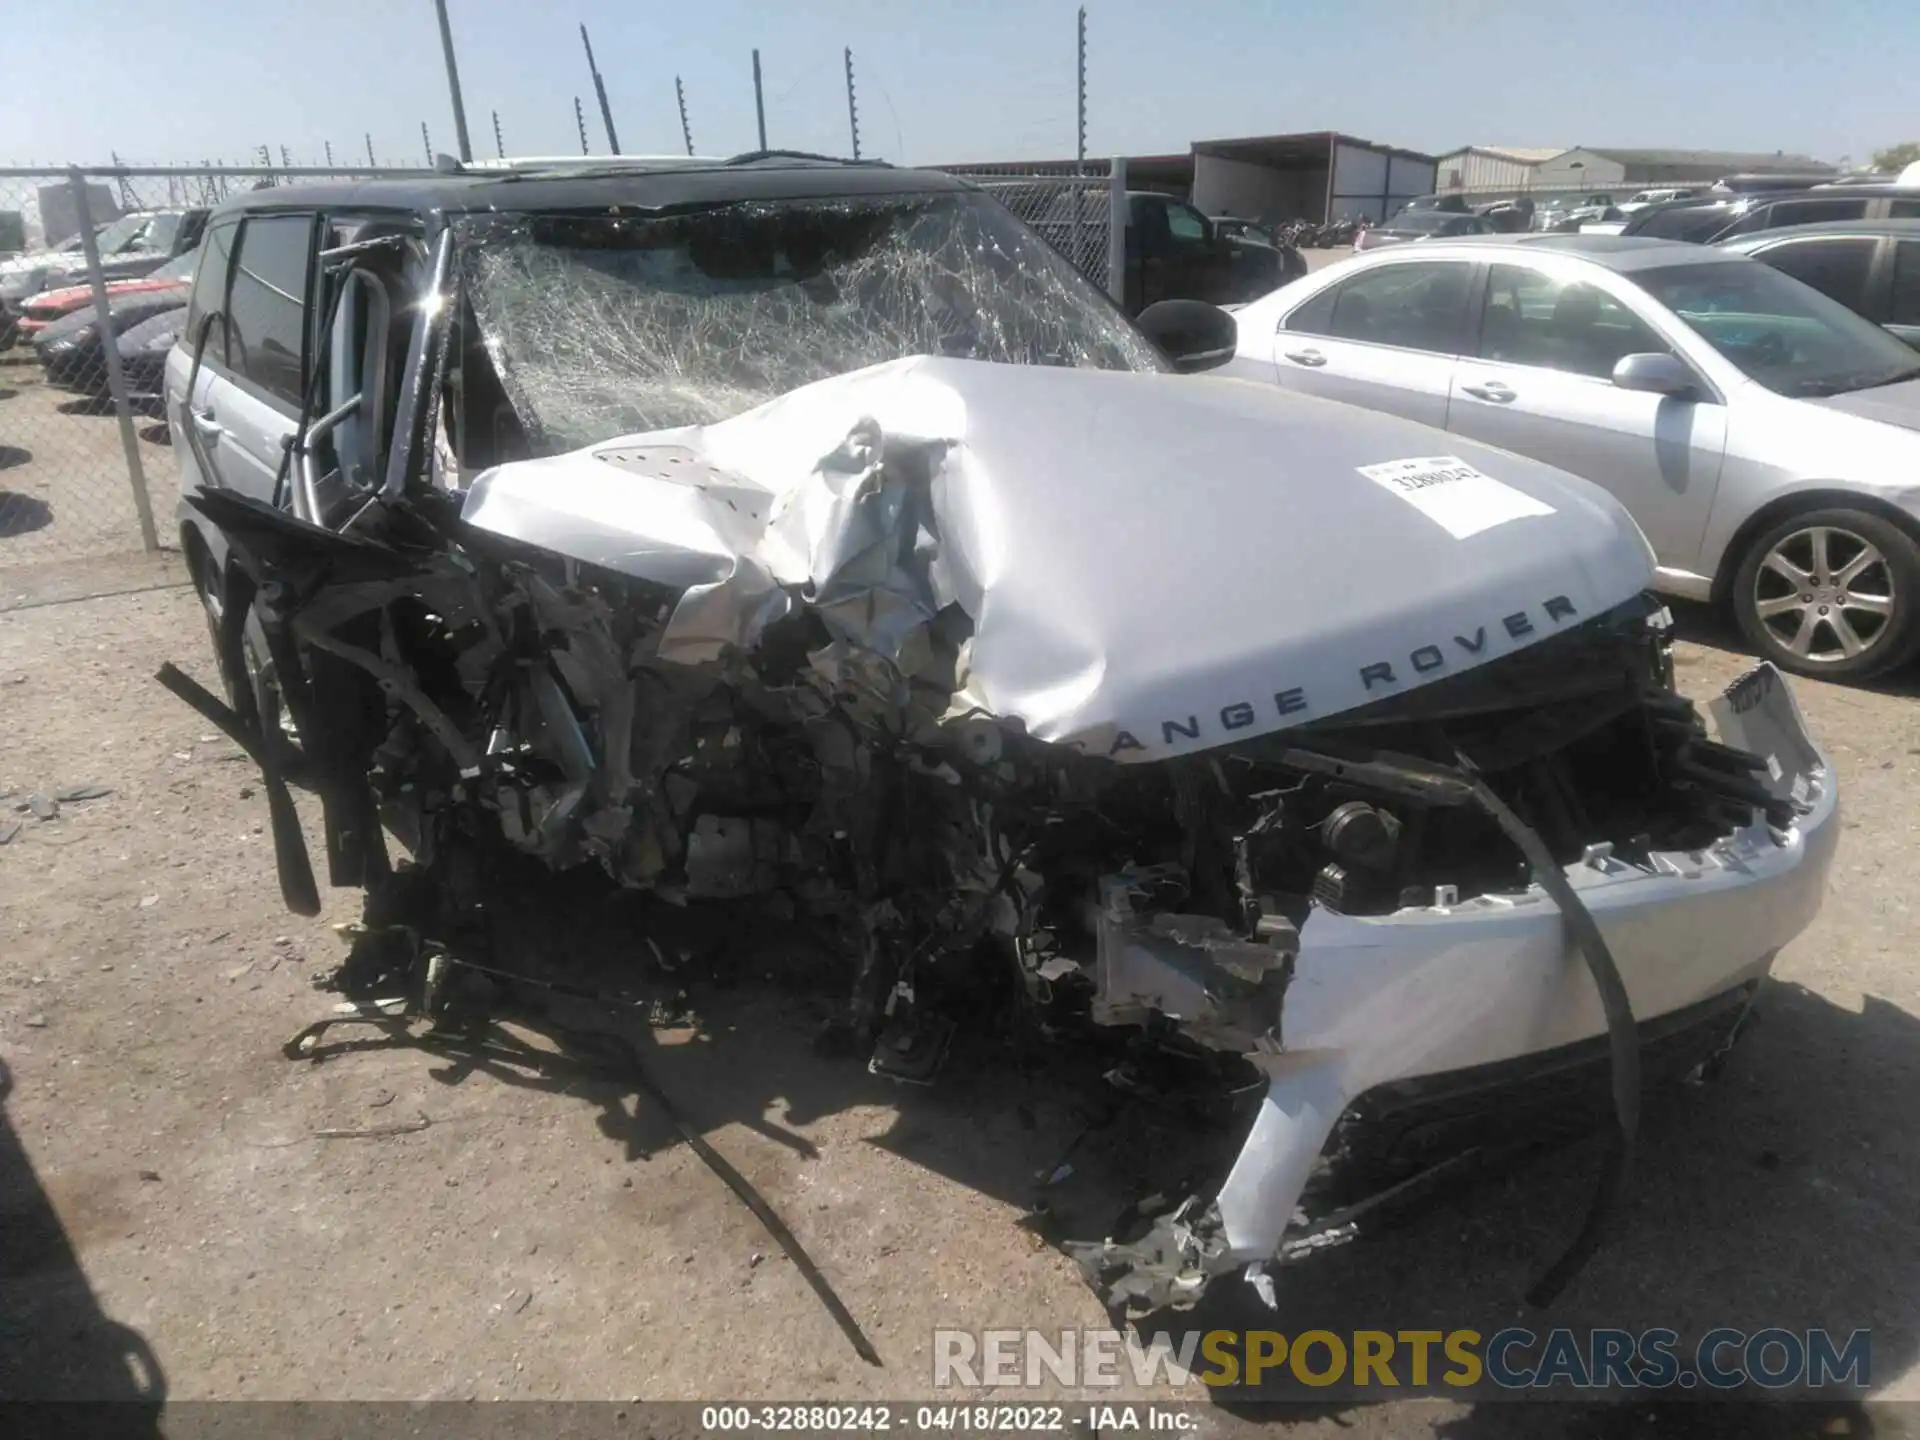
[943,131,1439,223]
[1435,145,1835,199]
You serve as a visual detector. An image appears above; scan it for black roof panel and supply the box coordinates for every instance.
[204,156,977,225]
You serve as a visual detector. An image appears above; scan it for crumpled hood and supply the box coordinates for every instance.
[462,356,1653,760]
[1805,376,1920,432]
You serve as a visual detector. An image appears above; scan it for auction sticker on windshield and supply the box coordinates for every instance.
[1357,456,1555,539]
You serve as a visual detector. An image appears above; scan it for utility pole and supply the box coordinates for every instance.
[1073,7,1087,271]
[752,49,767,152]
[1076,6,1087,173]
[492,109,504,159]
[280,144,292,169]
[431,0,474,161]
[366,133,377,166]
[580,25,621,155]
[676,76,695,156]
[108,150,133,209]
[324,139,335,167]
[574,96,590,155]
[844,48,861,160]
[422,122,433,165]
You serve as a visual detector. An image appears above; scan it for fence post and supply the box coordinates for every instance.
[68,168,159,552]
[1106,156,1128,307]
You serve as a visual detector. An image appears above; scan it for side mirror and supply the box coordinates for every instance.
[1611,352,1697,398]
[1136,298,1238,373]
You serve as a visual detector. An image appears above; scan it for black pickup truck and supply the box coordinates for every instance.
[1029,189,1302,315]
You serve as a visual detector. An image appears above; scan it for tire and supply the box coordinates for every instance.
[191,545,289,745]
[1731,507,1920,681]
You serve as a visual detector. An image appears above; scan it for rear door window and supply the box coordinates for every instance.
[1753,237,1878,315]
[184,217,240,365]
[226,214,316,408]
[1314,261,1473,352]
[1280,283,1338,335]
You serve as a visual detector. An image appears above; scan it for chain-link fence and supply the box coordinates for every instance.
[0,165,427,576]
[937,160,1128,303]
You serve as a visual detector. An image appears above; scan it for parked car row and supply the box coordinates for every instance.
[1028,189,1308,311]
[9,238,193,407]
[0,206,207,350]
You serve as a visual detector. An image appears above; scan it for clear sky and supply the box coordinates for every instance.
[4,0,1915,170]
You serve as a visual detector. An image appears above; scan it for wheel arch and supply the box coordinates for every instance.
[1710,487,1920,608]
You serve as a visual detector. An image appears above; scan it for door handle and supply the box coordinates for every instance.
[1461,381,1516,403]
[1283,348,1328,367]
[190,407,223,438]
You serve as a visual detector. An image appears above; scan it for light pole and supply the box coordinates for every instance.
[431,0,473,161]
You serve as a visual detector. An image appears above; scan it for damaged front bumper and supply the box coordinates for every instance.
[1071,663,1836,1314]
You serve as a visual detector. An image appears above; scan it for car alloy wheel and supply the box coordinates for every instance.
[1751,523,1893,665]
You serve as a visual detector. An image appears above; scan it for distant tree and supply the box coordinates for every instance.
[1872,141,1920,172]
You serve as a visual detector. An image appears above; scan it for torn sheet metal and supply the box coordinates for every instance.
[462,355,1656,759]
[1073,662,1838,1313]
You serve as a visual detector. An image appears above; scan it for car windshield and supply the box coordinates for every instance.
[92,213,167,253]
[457,190,1165,453]
[1636,260,1920,397]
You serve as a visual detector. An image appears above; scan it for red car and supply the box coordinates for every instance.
[15,249,197,338]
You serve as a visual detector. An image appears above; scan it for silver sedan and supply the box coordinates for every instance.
[1222,234,1920,678]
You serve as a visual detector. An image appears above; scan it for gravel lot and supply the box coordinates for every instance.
[0,555,1916,1436]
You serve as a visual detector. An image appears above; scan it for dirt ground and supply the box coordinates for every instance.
[2,549,1918,1436]
[0,350,177,566]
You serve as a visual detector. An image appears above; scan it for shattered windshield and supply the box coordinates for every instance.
[456,190,1165,453]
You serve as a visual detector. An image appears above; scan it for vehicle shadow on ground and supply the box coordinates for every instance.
[0,1055,167,1423]
[55,396,114,418]
[1669,599,1920,700]
[137,422,170,446]
[0,491,53,537]
[0,445,29,470]
[1147,979,1915,1434]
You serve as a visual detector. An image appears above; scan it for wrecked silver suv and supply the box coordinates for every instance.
[163,157,1837,1318]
